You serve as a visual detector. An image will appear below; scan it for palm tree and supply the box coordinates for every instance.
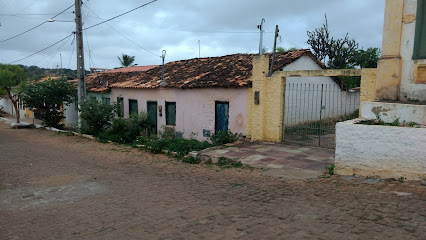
[118,54,135,67]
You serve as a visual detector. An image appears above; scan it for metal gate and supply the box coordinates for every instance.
[282,83,360,149]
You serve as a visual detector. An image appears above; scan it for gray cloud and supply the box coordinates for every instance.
[0,0,385,70]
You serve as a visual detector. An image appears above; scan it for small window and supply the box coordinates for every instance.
[90,96,97,102]
[117,97,124,117]
[165,102,176,126]
[102,97,111,105]
[129,99,138,116]
[414,0,426,59]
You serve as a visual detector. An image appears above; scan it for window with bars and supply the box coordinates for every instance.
[414,0,426,59]
[102,97,110,105]
[129,99,138,116]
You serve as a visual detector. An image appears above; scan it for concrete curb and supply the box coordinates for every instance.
[0,117,99,141]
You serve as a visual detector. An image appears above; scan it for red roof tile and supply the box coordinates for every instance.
[112,49,345,89]
[83,65,158,92]
[85,49,345,91]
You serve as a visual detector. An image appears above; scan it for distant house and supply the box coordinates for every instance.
[107,49,352,141]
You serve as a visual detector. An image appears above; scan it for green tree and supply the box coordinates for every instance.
[276,47,297,52]
[0,64,26,123]
[350,47,381,68]
[20,78,76,128]
[117,54,135,67]
[307,14,358,69]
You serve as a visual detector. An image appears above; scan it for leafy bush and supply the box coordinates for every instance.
[144,137,212,158]
[209,130,241,145]
[97,112,153,144]
[80,100,118,136]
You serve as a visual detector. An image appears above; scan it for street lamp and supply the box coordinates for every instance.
[46,19,74,22]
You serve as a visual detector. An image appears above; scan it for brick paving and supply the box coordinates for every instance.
[0,121,425,240]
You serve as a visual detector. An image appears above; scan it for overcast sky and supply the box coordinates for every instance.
[0,0,386,70]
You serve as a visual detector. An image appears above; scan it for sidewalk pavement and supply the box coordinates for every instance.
[0,113,43,126]
[196,141,335,179]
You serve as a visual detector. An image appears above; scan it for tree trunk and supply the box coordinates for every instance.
[11,100,20,123]
[7,89,20,123]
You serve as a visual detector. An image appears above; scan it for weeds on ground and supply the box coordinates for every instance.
[182,156,201,165]
[398,176,407,183]
[209,130,242,145]
[325,164,335,175]
[56,131,74,136]
[321,164,336,178]
[142,137,212,158]
[359,115,421,128]
[230,182,246,188]
[217,157,243,168]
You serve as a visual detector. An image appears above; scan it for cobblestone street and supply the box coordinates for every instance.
[0,122,425,240]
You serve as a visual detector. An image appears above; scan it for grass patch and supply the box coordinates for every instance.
[182,156,201,165]
[142,137,213,159]
[230,182,246,188]
[217,157,243,168]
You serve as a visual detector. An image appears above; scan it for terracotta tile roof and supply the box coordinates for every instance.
[83,65,158,92]
[111,49,333,89]
[83,49,345,91]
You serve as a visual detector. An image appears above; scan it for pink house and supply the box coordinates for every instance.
[108,49,339,141]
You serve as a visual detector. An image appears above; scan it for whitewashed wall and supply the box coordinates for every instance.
[282,56,360,126]
[335,119,426,180]
[0,97,14,115]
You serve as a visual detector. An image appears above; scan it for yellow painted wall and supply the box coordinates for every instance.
[246,55,286,142]
[25,107,34,119]
[359,69,378,104]
[376,0,404,101]
[246,55,376,142]
[381,0,404,57]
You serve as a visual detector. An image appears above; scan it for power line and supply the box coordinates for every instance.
[0,4,74,43]
[40,33,73,68]
[0,12,73,16]
[84,5,161,58]
[37,23,76,67]
[67,35,76,68]
[14,0,38,15]
[133,23,275,34]
[10,33,74,64]
[88,19,275,34]
[83,0,158,30]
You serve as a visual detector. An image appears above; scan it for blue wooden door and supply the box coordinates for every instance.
[215,102,229,132]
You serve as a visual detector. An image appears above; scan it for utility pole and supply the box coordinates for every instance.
[257,18,265,55]
[160,50,166,86]
[198,40,200,58]
[60,53,63,77]
[75,0,86,126]
[269,25,279,77]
